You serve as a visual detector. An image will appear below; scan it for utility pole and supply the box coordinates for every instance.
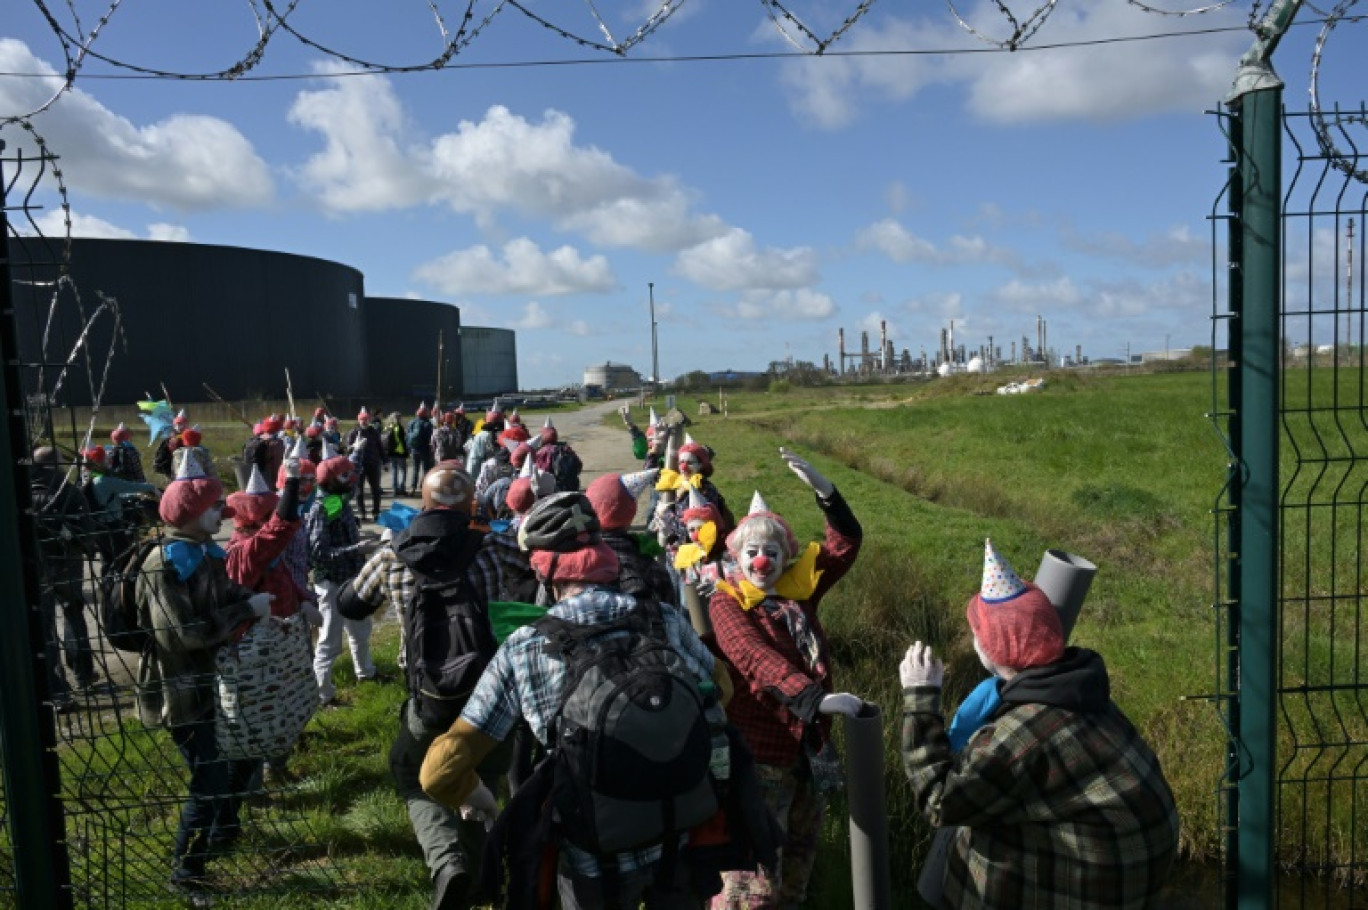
[649,282,659,390]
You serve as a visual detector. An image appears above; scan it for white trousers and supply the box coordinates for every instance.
[312,578,376,703]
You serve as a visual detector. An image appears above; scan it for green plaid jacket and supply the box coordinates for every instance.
[902,649,1179,909]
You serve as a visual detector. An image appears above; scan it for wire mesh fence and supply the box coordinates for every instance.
[1272,104,1368,908]
[3,126,348,907]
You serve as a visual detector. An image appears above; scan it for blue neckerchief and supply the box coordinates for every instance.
[299,491,317,512]
[947,676,1002,753]
[164,540,227,582]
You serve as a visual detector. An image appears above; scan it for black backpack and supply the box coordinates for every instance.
[551,445,582,492]
[405,567,499,728]
[242,436,267,471]
[98,535,160,653]
[534,600,717,855]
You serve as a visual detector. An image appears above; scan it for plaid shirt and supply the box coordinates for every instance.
[707,490,861,767]
[353,537,504,618]
[304,498,363,583]
[902,650,1180,909]
[461,587,716,877]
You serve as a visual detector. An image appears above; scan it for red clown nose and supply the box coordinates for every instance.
[751,555,773,575]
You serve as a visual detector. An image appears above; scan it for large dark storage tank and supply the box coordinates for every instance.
[363,296,464,403]
[460,327,518,397]
[7,237,368,406]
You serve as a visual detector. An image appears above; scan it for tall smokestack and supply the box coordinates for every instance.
[880,320,888,371]
[1036,315,1043,362]
[1076,344,1082,365]
[987,335,994,365]
[838,328,846,376]
[1011,341,1016,362]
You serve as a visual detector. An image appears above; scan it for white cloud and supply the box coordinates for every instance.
[860,311,901,342]
[987,271,1205,319]
[903,290,965,318]
[289,64,429,212]
[856,218,1020,269]
[0,41,273,209]
[413,238,616,296]
[290,89,727,252]
[673,228,819,291]
[148,223,192,242]
[718,288,835,321]
[23,209,192,242]
[774,4,1245,127]
[991,276,1084,309]
[1061,223,1206,267]
[511,301,554,331]
[568,320,592,337]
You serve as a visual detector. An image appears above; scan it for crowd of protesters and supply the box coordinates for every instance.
[26,399,1179,909]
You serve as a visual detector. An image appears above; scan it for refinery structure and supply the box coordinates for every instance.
[825,315,1086,379]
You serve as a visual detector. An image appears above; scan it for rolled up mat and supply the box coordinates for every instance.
[917,826,959,907]
[680,581,712,638]
[844,702,892,909]
[1034,548,1097,640]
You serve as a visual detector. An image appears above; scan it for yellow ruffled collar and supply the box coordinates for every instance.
[656,467,704,493]
[716,542,823,610]
[673,520,718,570]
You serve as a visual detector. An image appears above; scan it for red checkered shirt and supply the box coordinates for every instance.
[707,490,861,768]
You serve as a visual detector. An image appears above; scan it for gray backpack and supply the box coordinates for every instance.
[534,600,717,855]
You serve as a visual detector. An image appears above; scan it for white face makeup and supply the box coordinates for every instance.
[739,537,786,591]
[686,518,707,541]
[678,452,701,476]
[190,501,225,540]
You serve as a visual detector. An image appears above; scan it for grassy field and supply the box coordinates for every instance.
[38,367,1368,905]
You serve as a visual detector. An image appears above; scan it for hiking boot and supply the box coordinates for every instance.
[432,864,471,910]
[168,867,212,908]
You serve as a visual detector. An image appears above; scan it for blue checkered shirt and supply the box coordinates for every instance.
[460,586,716,877]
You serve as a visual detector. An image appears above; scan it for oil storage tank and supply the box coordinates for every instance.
[364,296,463,402]
[7,237,368,406]
[461,327,518,398]
[583,361,640,391]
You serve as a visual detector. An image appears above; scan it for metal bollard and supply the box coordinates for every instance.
[844,702,892,910]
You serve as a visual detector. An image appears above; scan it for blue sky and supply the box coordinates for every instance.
[2,1,1361,389]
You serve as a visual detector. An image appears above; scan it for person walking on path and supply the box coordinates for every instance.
[407,402,435,495]
[383,412,409,499]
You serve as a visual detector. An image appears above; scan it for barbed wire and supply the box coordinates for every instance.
[5,1,1366,180]
[946,0,1059,51]
[1308,0,1366,184]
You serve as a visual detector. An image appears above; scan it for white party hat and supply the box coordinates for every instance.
[980,538,1028,603]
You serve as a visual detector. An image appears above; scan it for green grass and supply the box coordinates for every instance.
[628,367,1368,898]
[34,369,1368,904]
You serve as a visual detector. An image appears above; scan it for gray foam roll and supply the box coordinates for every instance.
[844,702,892,909]
[1034,549,1097,640]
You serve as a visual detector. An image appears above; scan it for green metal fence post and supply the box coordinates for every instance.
[1233,78,1282,910]
[0,141,74,908]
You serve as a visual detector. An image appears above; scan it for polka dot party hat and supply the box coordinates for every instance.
[980,538,1028,603]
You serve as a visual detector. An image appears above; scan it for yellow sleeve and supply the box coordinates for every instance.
[712,659,735,708]
[419,718,499,810]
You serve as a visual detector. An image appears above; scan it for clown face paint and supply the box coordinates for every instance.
[191,500,226,540]
[687,518,707,542]
[678,452,701,477]
[739,537,786,592]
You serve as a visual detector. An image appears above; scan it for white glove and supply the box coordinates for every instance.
[654,499,672,520]
[460,781,499,831]
[818,692,865,717]
[248,593,274,620]
[900,641,945,689]
[779,447,835,497]
[285,457,301,480]
[300,603,323,628]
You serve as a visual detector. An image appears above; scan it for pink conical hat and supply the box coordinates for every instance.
[543,417,554,429]
[518,454,535,479]
[684,432,696,447]
[174,408,189,424]
[621,469,658,499]
[245,464,271,495]
[980,538,1028,603]
[748,491,769,515]
[321,437,339,460]
[289,434,308,460]
[648,407,659,427]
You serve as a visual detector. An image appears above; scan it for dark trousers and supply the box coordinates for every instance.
[412,451,434,487]
[557,854,703,910]
[388,456,409,497]
[359,461,382,519]
[169,720,260,877]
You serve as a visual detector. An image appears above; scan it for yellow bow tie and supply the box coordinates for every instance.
[656,468,704,493]
[673,521,718,569]
[716,542,823,610]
